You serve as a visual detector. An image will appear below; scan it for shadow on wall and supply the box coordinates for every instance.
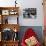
[18,26,43,44]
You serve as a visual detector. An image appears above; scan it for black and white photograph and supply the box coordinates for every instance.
[23,8,37,19]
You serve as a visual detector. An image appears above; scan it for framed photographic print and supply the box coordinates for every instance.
[23,8,37,19]
[2,10,9,15]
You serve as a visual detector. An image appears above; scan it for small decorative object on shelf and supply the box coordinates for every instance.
[9,9,18,15]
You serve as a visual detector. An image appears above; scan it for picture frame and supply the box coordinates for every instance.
[2,10,9,15]
[23,8,37,19]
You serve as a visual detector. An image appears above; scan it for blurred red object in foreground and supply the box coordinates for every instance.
[21,28,41,46]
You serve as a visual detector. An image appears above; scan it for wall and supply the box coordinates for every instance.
[17,0,43,26]
[0,0,43,26]
[0,0,15,7]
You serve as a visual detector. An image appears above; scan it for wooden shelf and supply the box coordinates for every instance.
[2,40,19,42]
[0,7,19,10]
[0,7,19,46]
[0,40,19,46]
[0,24,19,32]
